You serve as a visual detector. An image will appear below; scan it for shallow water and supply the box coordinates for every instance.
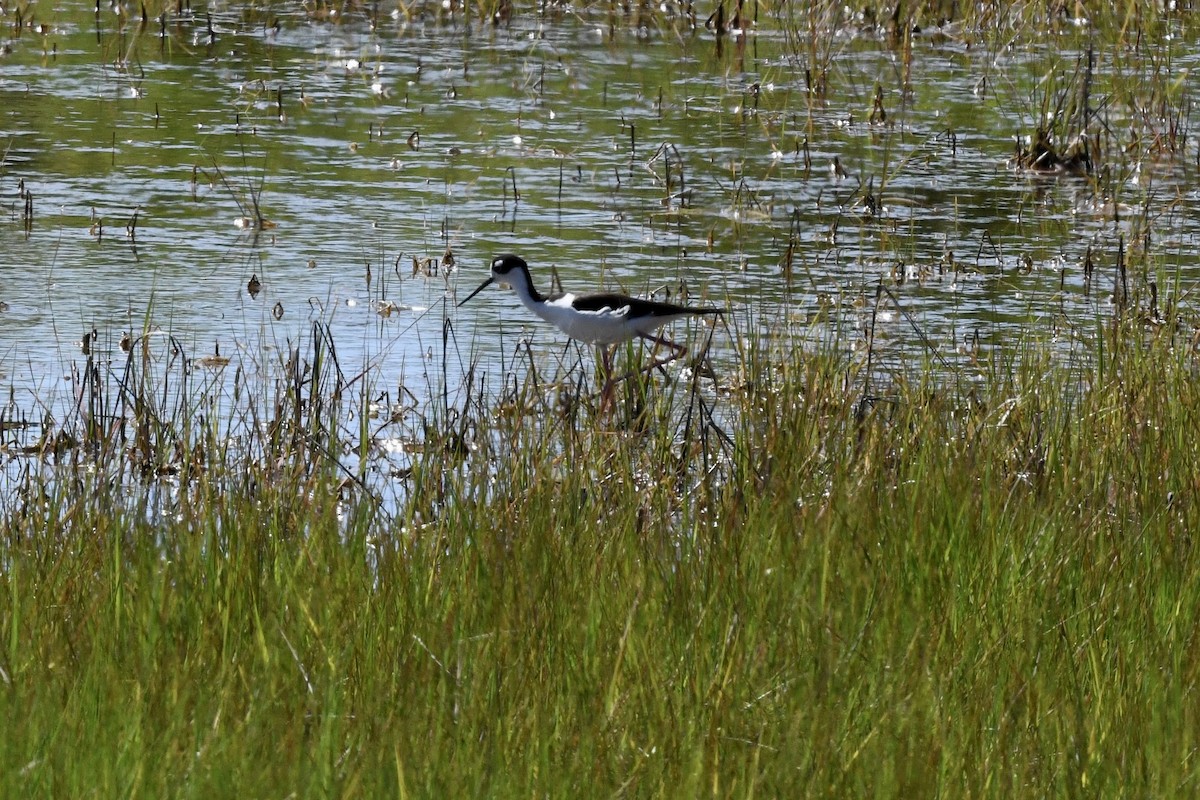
[2,3,1198,434]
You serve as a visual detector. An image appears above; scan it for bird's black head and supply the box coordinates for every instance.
[458,254,534,308]
[490,254,528,278]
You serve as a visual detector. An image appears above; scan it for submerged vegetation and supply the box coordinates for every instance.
[3,0,1200,796]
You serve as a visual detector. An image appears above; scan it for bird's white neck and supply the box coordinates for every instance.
[498,265,546,307]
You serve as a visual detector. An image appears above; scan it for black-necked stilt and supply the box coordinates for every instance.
[458,254,724,399]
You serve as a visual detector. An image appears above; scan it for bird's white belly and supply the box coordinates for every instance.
[517,295,639,344]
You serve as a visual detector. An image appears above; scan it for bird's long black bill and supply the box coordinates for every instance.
[457,276,494,307]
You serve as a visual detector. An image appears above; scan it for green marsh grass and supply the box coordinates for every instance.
[3,302,1200,797]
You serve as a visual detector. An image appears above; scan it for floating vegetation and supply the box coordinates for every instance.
[1011,127,1093,175]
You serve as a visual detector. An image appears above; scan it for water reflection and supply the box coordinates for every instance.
[1,3,1196,430]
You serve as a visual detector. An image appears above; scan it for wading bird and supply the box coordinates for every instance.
[458,254,724,404]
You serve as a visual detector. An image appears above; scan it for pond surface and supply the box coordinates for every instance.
[2,3,1199,437]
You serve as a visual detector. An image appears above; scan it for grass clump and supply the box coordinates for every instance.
[2,309,1200,797]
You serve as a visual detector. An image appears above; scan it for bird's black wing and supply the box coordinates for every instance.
[566,292,723,319]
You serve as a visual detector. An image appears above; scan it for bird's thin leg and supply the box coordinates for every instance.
[605,333,687,390]
[637,333,687,374]
[597,344,617,414]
